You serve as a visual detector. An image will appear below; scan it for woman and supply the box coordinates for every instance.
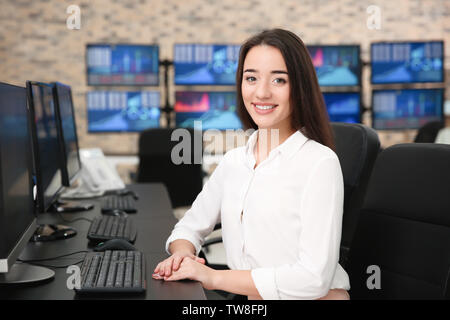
[153,29,350,300]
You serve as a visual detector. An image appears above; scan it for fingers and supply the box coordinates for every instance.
[173,255,183,271]
[153,257,174,277]
[153,254,203,280]
[154,261,162,274]
[164,258,173,277]
[195,257,206,264]
[152,273,164,280]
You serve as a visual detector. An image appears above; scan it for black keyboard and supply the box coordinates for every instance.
[76,250,146,294]
[87,216,137,244]
[101,195,137,214]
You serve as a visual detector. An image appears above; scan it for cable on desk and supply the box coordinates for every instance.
[17,250,88,263]
[17,251,88,269]
[56,211,93,223]
[17,259,85,269]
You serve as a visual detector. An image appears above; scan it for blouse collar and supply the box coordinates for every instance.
[245,129,310,168]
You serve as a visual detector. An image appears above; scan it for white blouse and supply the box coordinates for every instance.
[166,130,351,299]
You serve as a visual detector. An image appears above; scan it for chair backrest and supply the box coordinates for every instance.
[137,128,203,208]
[414,120,444,143]
[331,123,380,267]
[346,143,450,299]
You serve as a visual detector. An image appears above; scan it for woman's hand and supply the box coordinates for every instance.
[153,256,217,290]
[153,251,205,279]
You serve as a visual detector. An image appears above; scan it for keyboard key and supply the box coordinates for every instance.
[133,252,142,288]
[96,251,111,287]
[115,261,125,287]
[105,261,117,288]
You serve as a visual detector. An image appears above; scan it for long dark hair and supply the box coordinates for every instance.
[236,28,335,151]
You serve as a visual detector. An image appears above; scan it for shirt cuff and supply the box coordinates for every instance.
[165,232,202,256]
[251,267,279,300]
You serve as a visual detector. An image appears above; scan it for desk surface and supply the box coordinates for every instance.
[0,183,206,300]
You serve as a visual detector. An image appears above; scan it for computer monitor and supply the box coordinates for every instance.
[322,92,361,123]
[52,82,81,186]
[87,91,161,132]
[175,91,242,130]
[86,44,159,86]
[26,81,66,213]
[0,82,54,283]
[307,45,360,86]
[174,44,240,85]
[371,88,444,130]
[371,41,444,84]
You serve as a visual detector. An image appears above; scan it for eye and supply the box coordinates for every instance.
[245,76,256,82]
[273,78,287,84]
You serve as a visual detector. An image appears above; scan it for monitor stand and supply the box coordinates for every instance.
[0,263,54,284]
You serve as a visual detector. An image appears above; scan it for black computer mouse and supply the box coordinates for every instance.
[94,239,136,252]
[102,209,128,217]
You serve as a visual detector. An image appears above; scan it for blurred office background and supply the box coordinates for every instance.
[0,0,449,170]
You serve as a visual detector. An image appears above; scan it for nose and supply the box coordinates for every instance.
[255,79,272,100]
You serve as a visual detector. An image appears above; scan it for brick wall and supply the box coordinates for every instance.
[0,0,449,153]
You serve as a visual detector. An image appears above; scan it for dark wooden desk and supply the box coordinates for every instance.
[0,183,206,300]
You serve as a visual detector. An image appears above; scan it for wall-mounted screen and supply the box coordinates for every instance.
[175,91,241,130]
[87,91,160,132]
[307,45,360,86]
[372,88,443,130]
[174,44,240,85]
[86,44,159,86]
[371,41,444,84]
[323,92,361,123]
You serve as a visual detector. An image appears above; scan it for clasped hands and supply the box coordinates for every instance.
[152,252,216,290]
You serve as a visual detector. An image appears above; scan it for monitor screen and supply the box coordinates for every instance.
[372,88,443,130]
[174,44,240,85]
[53,82,81,186]
[0,83,36,271]
[175,91,242,130]
[86,44,159,86]
[307,45,360,86]
[87,91,161,132]
[371,41,444,84]
[26,81,65,212]
[323,92,361,123]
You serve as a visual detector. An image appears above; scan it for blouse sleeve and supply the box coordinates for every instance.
[165,153,227,256]
[251,156,346,299]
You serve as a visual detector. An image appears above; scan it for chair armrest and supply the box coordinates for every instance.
[202,236,223,254]
[203,236,223,248]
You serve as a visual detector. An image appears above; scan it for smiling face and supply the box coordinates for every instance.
[241,45,294,133]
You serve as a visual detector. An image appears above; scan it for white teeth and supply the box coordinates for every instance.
[255,105,276,110]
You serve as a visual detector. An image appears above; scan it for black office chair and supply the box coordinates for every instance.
[137,128,204,214]
[346,143,450,299]
[331,123,380,268]
[414,120,444,143]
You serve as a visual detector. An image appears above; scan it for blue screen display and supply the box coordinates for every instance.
[307,45,360,86]
[175,91,242,130]
[371,41,443,84]
[87,91,160,132]
[174,44,240,85]
[87,44,159,85]
[372,89,443,130]
[323,92,360,123]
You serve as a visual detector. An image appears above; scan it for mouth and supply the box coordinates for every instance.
[252,103,278,114]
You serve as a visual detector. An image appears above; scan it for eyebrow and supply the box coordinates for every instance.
[243,69,288,75]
